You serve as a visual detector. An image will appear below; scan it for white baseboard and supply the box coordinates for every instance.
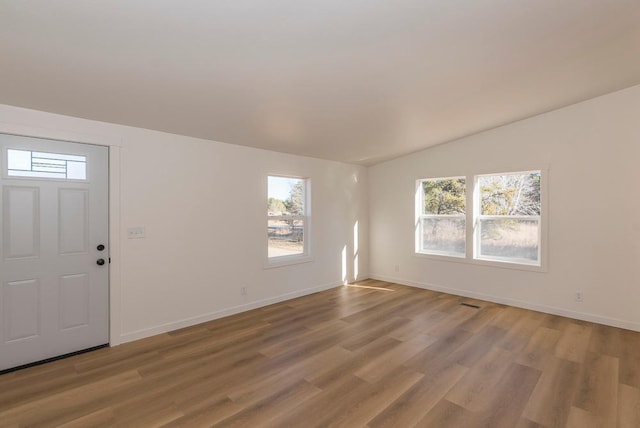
[118,280,343,344]
[369,273,640,332]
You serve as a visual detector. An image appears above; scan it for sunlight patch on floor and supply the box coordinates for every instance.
[346,284,394,292]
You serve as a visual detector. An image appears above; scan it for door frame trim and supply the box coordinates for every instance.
[0,126,122,346]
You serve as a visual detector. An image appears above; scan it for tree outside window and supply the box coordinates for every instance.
[267,176,309,260]
[475,172,541,265]
[417,177,466,257]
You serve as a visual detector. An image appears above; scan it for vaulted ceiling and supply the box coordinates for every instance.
[1,1,639,165]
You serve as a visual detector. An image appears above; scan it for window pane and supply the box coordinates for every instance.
[32,157,66,166]
[479,218,539,263]
[479,172,540,215]
[66,161,87,180]
[420,217,465,256]
[7,149,87,180]
[32,151,85,162]
[7,149,32,170]
[8,170,66,179]
[422,178,465,215]
[268,219,304,258]
[32,162,66,173]
[268,176,305,217]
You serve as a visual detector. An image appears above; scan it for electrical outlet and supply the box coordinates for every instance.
[241,286,247,296]
[575,291,584,302]
[394,264,400,273]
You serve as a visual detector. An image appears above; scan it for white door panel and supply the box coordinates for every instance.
[0,134,108,371]
[3,278,41,342]
[3,186,40,259]
[59,273,90,330]
[59,189,89,255]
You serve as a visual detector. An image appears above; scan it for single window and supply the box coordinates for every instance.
[7,149,87,180]
[416,177,466,257]
[267,176,309,261]
[475,171,541,265]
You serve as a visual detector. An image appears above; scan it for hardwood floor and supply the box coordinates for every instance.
[1,280,640,427]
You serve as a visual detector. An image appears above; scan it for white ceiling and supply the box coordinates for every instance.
[1,1,640,165]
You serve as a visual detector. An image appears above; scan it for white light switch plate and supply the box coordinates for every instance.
[127,226,145,239]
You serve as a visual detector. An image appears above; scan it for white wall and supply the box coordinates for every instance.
[0,104,369,344]
[3,83,638,344]
[369,84,640,331]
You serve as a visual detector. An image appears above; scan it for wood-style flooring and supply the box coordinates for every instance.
[1,280,640,427]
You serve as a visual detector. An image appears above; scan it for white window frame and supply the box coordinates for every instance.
[473,170,543,267]
[415,176,466,258]
[265,175,311,268]
[413,169,547,272]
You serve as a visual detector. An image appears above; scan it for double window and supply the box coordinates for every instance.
[267,175,309,263]
[417,171,543,267]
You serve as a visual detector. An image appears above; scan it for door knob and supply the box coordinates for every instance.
[96,258,105,266]
[97,244,105,251]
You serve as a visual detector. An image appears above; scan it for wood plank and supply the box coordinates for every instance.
[403,327,473,373]
[314,368,423,428]
[445,346,514,412]
[163,396,243,427]
[216,380,322,427]
[516,326,562,370]
[227,345,352,404]
[618,384,640,428]
[354,334,436,383]
[522,356,581,427]
[306,336,399,389]
[572,352,619,427]
[446,325,507,368]
[387,312,446,341]
[456,302,503,333]
[367,359,468,427]
[565,406,600,428]
[618,329,640,389]
[554,322,592,363]
[479,362,542,428]
[55,408,116,428]
[338,317,412,352]
[515,418,546,428]
[264,374,371,427]
[415,399,479,428]
[494,315,543,353]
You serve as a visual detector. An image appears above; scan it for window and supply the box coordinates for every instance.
[267,176,309,262]
[475,171,541,265]
[417,177,466,257]
[7,149,87,180]
[415,170,544,269]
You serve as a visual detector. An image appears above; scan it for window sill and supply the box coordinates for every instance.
[471,256,546,272]
[414,252,547,273]
[264,255,313,269]
[415,251,466,261]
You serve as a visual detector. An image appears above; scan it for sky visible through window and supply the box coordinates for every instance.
[268,176,300,200]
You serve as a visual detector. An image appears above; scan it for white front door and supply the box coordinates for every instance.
[0,134,109,372]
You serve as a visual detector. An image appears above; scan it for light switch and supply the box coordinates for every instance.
[127,226,145,239]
